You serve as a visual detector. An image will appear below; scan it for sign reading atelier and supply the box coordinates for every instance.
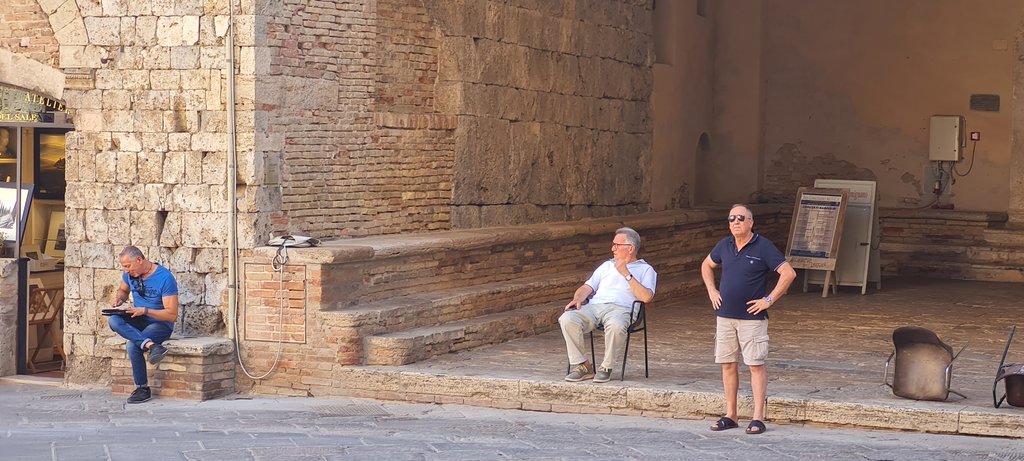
[785,187,848,271]
[0,84,68,123]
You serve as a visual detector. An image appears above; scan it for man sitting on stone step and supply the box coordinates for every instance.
[559,227,657,383]
[108,246,180,404]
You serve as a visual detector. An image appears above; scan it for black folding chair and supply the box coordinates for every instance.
[586,301,649,381]
[994,326,1024,408]
[883,326,966,401]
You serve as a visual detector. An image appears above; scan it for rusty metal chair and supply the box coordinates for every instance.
[883,326,966,401]
[994,326,1024,408]
[27,286,65,372]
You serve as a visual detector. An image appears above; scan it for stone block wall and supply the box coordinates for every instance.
[43,0,248,386]
[425,0,656,228]
[0,259,18,376]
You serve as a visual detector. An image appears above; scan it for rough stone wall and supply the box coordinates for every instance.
[0,0,60,68]
[426,0,655,227]
[0,260,17,376]
[760,143,879,204]
[260,0,454,238]
[49,0,244,386]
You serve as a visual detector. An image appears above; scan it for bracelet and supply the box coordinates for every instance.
[144,307,149,316]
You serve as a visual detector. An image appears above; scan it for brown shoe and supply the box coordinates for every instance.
[564,362,595,382]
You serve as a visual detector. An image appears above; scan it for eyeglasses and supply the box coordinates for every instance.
[612,243,634,249]
[727,215,749,223]
[130,276,147,298]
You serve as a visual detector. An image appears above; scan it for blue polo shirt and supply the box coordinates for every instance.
[709,233,787,320]
[121,264,178,328]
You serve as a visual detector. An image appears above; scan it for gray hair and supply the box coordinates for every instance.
[615,227,641,252]
[119,246,145,260]
[730,203,754,219]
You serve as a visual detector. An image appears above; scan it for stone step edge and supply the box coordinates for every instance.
[882,242,1024,253]
[891,260,1024,276]
[363,303,561,365]
[321,275,578,334]
[328,368,1024,439]
[100,335,234,357]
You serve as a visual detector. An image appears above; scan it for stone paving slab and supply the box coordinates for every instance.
[4,381,1021,461]
[331,277,1024,438]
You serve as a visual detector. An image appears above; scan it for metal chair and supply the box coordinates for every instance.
[586,301,648,381]
[28,286,65,372]
[994,325,1024,408]
[883,326,966,401]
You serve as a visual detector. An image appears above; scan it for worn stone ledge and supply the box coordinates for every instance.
[880,207,1008,223]
[163,336,234,356]
[327,368,1024,439]
[253,206,789,265]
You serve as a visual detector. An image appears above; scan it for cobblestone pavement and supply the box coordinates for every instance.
[1,381,1022,461]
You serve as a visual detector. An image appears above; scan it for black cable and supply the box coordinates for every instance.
[953,141,977,176]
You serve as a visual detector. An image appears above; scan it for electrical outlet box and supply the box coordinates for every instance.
[970,131,981,141]
[929,115,964,161]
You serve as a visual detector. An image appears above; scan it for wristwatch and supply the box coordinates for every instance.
[625,274,633,282]
[763,295,772,304]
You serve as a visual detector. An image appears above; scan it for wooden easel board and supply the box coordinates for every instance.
[805,179,881,294]
[785,188,848,297]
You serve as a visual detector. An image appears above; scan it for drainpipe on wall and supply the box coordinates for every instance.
[226,1,239,340]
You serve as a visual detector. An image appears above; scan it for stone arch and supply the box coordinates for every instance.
[0,49,66,100]
[34,0,87,47]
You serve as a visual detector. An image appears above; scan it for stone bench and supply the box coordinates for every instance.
[104,336,235,400]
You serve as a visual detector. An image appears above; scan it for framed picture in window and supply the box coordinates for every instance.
[0,182,34,244]
[0,126,17,183]
[43,209,65,258]
[33,128,70,200]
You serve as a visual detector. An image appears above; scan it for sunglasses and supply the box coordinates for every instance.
[727,215,749,223]
[130,276,147,298]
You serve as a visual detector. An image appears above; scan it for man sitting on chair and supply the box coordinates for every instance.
[559,227,657,383]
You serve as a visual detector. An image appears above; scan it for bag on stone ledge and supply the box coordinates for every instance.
[267,235,321,248]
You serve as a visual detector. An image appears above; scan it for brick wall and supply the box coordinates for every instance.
[243,261,307,343]
[261,0,657,238]
[262,0,454,238]
[0,0,60,67]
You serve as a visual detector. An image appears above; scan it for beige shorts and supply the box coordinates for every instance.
[714,317,770,366]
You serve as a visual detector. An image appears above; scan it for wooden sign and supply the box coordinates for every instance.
[785,187,848,272]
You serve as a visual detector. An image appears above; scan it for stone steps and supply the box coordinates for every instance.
[363,303,563,365]
[881,224,1024,282]
[888,260,1024,282]
[323,272,583,335]
[881,242,1024,266]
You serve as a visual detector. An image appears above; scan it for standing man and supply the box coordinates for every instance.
[560,227,656,383]
[701,204,796,434]
[108,246,179,404]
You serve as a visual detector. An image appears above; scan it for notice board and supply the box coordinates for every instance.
[805,179,880,294]
[785,187,848,272]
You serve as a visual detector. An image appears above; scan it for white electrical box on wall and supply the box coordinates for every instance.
[929,115,964,161]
